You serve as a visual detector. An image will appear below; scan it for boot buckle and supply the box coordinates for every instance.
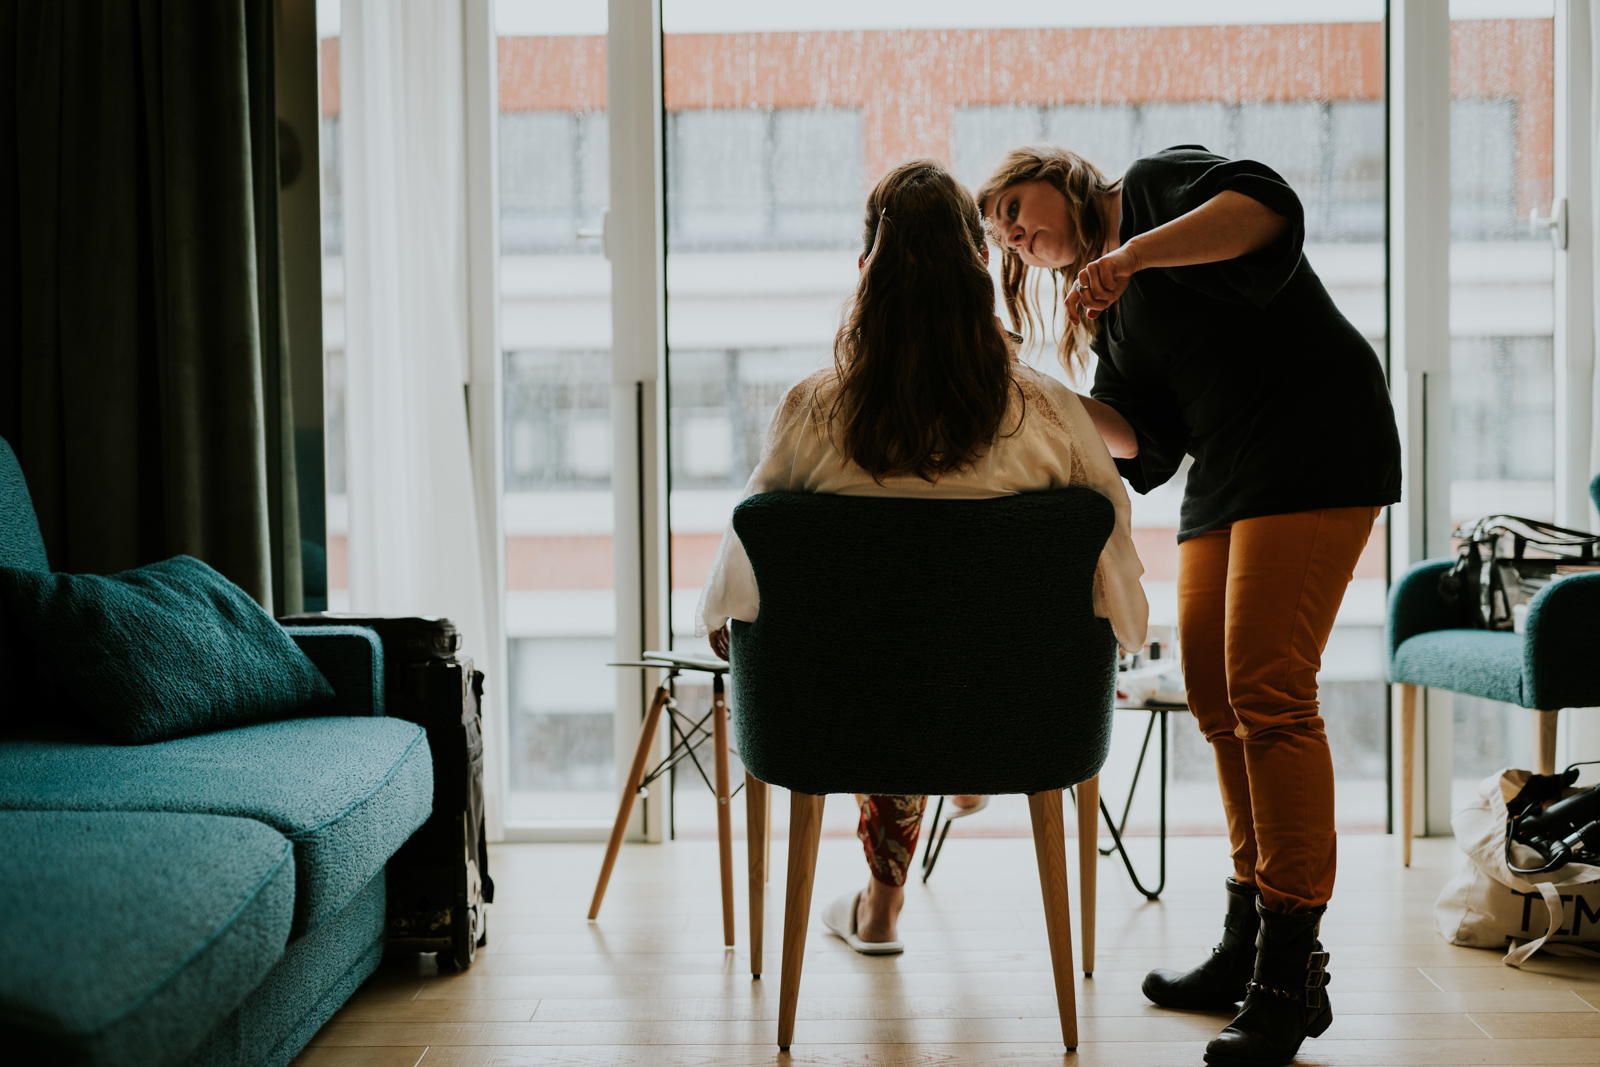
[1305,950,1330,1008]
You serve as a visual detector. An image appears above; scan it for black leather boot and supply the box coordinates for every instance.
[1203,900,1332,1067]
[1142,877,1260,1010]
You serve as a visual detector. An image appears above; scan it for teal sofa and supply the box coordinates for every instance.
[0,439,435,1066]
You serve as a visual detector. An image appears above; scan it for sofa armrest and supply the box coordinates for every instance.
[287,626,385,717]
[1523,571,1600,710]
[1386,559,1458,673]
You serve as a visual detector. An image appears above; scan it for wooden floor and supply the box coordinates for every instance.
[293,824,1600,1067]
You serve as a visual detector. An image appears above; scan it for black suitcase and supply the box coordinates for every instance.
[280,613,493,969]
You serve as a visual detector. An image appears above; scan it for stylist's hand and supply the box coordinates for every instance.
[1066,244,1141,326]
[710,623,730,661]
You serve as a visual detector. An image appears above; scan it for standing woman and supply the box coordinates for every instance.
[978,145,1400,1067]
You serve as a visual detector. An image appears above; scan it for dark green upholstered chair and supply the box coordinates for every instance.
[729,489,1120,1052]
[1386,473,1600,866]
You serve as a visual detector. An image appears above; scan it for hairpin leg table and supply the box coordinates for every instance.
[589,652,743,956]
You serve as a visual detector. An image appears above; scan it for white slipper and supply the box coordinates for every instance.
[821,892,904,955]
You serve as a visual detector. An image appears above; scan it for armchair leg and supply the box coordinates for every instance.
[712,676,736,948]
[1075,776,1098,978]
[1028,789,1078,1051]
[1400,684,1417,868]
[778,792,825,1051]
[1533,709,1560,776]
[745,771,769,979]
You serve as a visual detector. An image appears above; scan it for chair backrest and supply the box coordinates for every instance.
[0,437,48,572]
[730,489,1118,797]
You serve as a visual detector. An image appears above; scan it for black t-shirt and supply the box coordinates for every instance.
[1090,147,1401,542]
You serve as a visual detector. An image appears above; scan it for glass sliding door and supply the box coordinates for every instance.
[661,5,1389,839]
[1448,8,1554,809]
[496,0,617,829]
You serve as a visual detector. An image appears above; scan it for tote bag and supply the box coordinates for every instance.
[1433,769,1600,966]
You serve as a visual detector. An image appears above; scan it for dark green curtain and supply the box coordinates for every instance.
[0,0,301,615]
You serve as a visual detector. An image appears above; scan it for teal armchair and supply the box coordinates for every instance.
[1386,474,1600,865]
[729,490,1118,1052]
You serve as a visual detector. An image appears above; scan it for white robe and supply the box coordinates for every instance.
[696,362,1150,653]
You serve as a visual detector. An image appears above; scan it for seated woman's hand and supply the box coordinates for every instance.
[710,623,730,661]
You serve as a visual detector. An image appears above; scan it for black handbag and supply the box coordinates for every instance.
[1438,515,1600,630]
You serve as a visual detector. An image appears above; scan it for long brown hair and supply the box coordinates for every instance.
[830,158,1016,483]
[974,145,1121,377]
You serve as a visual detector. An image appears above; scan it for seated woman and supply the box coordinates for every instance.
[697,158,1147,953]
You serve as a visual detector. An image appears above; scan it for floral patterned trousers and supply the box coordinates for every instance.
[856,794,928,887]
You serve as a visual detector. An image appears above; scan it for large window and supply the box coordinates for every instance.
[661,6,1389,840]
[317,3,1600,838]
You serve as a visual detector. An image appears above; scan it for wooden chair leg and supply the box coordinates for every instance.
[1533,709,1560,776]
[1400,684,1417,868]
[712,675,736,948]
[778,792,825,1052]
[589,682,671,920]
[745,771,769,978]
[1075,776,1098,978]
[1028,789,1078,1051]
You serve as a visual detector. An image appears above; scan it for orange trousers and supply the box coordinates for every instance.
[1177,506,1380,914]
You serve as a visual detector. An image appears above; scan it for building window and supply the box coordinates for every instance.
[320,116,342,257]
[667,347,828,490]
[667,108,864,250]
[500,111,609,255]
[1451,98,1521,241]
[507,636,616,793]
[504,350,612,489]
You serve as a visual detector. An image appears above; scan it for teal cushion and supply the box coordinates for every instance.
[188,868,386,1067]
[0,716,433,936]
[0,555,334,743]
[1390,629,1527,706]
[0,810,294,1067]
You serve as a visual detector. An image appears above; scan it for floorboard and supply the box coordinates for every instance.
[291,829,1600,1066]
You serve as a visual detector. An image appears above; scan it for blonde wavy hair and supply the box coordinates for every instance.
[974,145,1122,378]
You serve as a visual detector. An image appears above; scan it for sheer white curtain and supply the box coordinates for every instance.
[340,0,489,682]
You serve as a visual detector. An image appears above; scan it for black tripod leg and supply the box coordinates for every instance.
[1099,796,1161,901]
[1155,710,1167,897]
[920,797,951,883]
[1100,710,1157,857]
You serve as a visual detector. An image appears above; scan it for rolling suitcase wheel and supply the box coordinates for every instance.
[445,900,479,971]
[444,827,486,971]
